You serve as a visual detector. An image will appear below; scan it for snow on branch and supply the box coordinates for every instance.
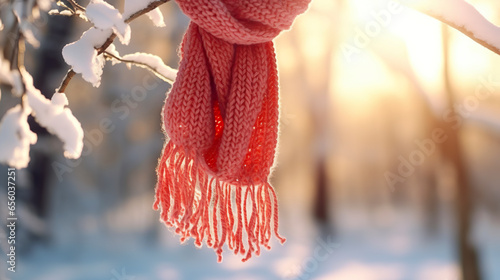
[104,51,177,84]
[124,0,166,26]
[86,0,131,44]
[0,58,15,96]
[0,106,37,168]
[98,0,171,53]
[401,0,500,56]
[62,28,112,87]
[65,0,85,12]
[50,0,86,18]
[0,71,84,167]
[0,0,86,168]
[23,71,84,159]
[146,8,166,27]
[1,0,173,168]
[11,0,51,48]
[39,0,52,10]
[58,0,172,92]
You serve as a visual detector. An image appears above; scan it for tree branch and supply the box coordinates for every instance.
[8,12,26,104]
[57,69,75,93]
[399,0,500,57]
[66,0,85,12]
[103,51,175,84]
[58,0,172,91]
[422,13,500,56]
[125,0,170,24]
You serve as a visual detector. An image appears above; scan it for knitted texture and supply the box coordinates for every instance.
[153,0,310,262]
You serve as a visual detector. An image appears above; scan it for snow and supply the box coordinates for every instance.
[10,70,24,97]
[121,52,177,83]
[0,105,37,168]
[36,0,52,11]
[403,0,500,52]
[49,9,74,16]
[85,0,131,45]
[106,44,121,62]
[61,9,74,16]
[62,27,112,87]
[62,0,171,87]
[12,205,488,280]
[12,1,40,47]
[123,0,157,19]
[123,0,166,27]
[21,21,40,47]
[0,58,9,79]
[146,8,166,27]
[22,71,84,159]
[104,48,176,83]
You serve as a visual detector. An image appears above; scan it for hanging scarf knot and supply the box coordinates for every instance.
[154,0,310,262]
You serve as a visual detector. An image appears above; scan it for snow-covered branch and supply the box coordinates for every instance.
[0,68,84,168]
[401,0,500,56]
[49,0,89,18]
[0,106,37,168]
[66,0,85,12]
[0,0,83,168]
[23,71,84,159]
[104,51,177,84]
[57,0,172,92]
[0,0,175,168]
[5,0,51,100]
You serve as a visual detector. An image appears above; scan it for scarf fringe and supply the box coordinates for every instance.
[153,142,286,262]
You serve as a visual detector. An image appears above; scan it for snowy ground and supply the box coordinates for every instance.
[5,206,500,280]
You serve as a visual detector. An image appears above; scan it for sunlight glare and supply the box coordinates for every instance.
[386,7,444,90]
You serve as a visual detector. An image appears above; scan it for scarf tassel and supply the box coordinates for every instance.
[153,141,286,262]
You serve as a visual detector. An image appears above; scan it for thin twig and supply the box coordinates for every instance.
[57,1,74,13]
[17,34,25,69]
[59,0,171,90]
[66,0,85,12]
[103,51,174,83]
[57,69,75,93]
[96,34,117,55]
[18,36,27,108]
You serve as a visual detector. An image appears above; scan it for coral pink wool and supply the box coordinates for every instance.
[153,0,310,262]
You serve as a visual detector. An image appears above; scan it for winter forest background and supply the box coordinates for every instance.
[1,0,500,279]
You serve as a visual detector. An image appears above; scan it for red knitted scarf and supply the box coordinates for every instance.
[153,0,310,262]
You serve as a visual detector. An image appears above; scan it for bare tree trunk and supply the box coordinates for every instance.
[310,0,349,233]
[25,14,75,244]
[441,24,482,280]
[313,157,329,224]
